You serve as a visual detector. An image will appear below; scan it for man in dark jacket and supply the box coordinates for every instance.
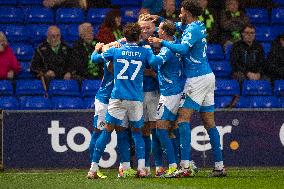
[31,25,75,81]
[72,22,103,80]
[230,24,266,84]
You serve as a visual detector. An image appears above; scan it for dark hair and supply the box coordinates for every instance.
[123,23,141,42]
[182,0,203,17]
[102,9,121,30]
[161,20,176,37]
[241,23,256,33]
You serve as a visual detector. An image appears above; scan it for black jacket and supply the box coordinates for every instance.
[230,40,265,74]
[31,41,74,79]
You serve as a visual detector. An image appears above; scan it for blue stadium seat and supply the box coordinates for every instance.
[250,96,279,108]
[279,97,284,108]
[52,97,84,109]
[207,44,224,60]
[25,8,54,24]
[10,43,34,61]
[81,79,101,97]
[271,8,284,24]
[87,8,110,24]
[58,24,79,42]
[0,80,13,96]
[29,24,49,43]
[4,25,29,42]
[19,96,51,110]
[209,61,232,78]
[56,8,85,23]
[242,80,272,96]
[255,26,273,42]
[270,26,284,39]
[0,8,24,23]
[235,96,251,108]
[15,80,45,96]
[16,62,35,79]
[214,96,233,108]
[121,7,140,23]
[245,8,269,24]
[0,0,18,5]
[215,79,240,96]
[48,80,80,97]
[19,0,43,6]
[261,43,271,57]
[0,97,19,110]
[84,97,95,109]
[274,80,284,96]
[112,0,142,6]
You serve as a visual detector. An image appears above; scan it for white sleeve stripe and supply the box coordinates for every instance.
[101,53,108,62]
[157,55,166,62]
[181,41,193,47]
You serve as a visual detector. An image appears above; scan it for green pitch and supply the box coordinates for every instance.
[1,168,284,189]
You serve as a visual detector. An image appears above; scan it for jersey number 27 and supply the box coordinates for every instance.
[117,59,142,80]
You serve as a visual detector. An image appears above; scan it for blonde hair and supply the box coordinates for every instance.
[0,32,8,46]
[138,13,153,22]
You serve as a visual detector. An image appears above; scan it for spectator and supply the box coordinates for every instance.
[88,0,111,8]
[72,23,103,80]
[266,32,284,81]
[43,0,87,9]
[0,32,21,80]
[241,0,274,9]
[96,9,123,44]
[141,0,163,14]
[220,0,250,47]
[159,0,180,22]
[31,26,75,82]
[198,0,220,43]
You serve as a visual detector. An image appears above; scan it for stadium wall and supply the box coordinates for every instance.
[1,109,284,169]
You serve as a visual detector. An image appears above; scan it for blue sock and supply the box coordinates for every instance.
[172,128,180,164]
[132,130,145,160]
[151,128,163,167]
[92,130,112,163]
[156,128,176,164]
[178,122,191,162]
[143,136,151,167]
[117,130,130,163]
[208,127,223,162]
[89,130,102,162]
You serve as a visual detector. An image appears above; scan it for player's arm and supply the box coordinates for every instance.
[91,46,115,64]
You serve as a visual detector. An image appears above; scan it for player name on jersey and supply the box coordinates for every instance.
[121,51,142,57]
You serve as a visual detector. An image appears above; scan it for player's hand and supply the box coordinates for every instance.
[144,45,151,49]
[148,37,162,46]
[95,42,104,52]
[149,15,159,22]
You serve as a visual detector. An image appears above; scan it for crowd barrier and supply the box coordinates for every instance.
[1,109,284,169]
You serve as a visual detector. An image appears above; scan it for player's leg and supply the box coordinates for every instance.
[170,121,180,165]
[89,128,101,162]
[142,122,151,175]
[151,128,165,177]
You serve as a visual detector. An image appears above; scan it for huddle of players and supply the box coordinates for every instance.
[87,0,227,179]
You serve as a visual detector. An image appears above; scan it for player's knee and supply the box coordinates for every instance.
[114,126,126,132]
[142,123,151,136]
[104,124,114,132]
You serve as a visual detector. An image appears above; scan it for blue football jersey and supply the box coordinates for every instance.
[181,21,212,78]
[150,42,183,96]
[101,43,154,101]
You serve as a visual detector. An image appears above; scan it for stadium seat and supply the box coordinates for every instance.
[56,8,85,23]
[25,8,54,24]
[242,80,272,96]
[121,7,140,23]
[0,0,18,5]
[111,0,142,6]
[0,80,13,96]
[209,61,232,78]
[4,25,29,42]
[81,79,101,97]
[10,43,34,61]
[15,80,45,96]
[215,79,240,96]
[19,96,51,110]
[274,80,284,96]
[207,44,224,60]
[52,97,84,109]
[214,96,233,108]
[19,0,43,6]
[16,62,35,79]
[271,8,284,24]
[84,97,95,109]
[245,8,269,25]
[255,26,273,42]
[0,8,24,23]
[279,97,284,108]
[235,96,251,108]
[48,80,80,97]
[261,43,271,57]
[87,8,110,24]
[29,24,49,43]
[250,96,279,108]
[0,97,19,110]
[58,24,79,42]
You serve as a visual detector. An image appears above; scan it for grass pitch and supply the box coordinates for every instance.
[1,167,284,189]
